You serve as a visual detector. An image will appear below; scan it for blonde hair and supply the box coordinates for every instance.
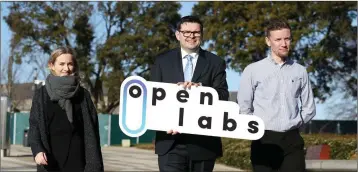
[48,47,79,76]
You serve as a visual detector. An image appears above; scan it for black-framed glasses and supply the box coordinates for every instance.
[179,30,201,37]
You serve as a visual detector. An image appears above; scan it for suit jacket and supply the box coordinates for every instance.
[150,48,229,160]
[28,86,104,171]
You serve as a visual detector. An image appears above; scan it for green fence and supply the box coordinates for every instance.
[109,115,155,146]
[9,113,29,145]
[7,113,155,146]
[98,114,110,146]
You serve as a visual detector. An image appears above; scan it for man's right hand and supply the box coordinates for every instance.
[35,152,48,165]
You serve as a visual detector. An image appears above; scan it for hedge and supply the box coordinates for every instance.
[135,134,357,170]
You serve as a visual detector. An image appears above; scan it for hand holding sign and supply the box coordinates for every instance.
[119,76,265,140]
[168,81,201,135]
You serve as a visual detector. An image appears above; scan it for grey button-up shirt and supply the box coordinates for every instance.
[237,55,316,132]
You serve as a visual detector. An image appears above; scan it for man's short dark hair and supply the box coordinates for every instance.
[265,19,291,37]
[176,16,203,33]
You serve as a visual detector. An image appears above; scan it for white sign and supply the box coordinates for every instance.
[119,76,265,140]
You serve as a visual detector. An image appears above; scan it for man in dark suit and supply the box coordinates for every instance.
[150,16,229,172]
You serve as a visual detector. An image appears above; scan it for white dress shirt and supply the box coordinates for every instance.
[181,48,199,77]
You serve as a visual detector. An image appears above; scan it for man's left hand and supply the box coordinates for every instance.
[177,82,201,90]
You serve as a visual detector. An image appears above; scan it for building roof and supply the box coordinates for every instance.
[0,83,35,100]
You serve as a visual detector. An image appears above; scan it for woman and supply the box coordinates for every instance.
[28,47,104,172]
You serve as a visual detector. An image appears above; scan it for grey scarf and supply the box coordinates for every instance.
[45,74,80,123]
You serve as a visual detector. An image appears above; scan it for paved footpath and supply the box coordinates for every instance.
[1,145,243,171]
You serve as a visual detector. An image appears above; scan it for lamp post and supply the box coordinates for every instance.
[0,96,11,157]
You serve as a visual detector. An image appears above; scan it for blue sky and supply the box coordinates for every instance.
[1,1,347,120]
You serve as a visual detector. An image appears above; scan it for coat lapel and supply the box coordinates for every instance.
[174,48,185,82]
[191,49,208,82]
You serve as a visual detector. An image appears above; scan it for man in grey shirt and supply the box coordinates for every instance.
[237,19,316,172]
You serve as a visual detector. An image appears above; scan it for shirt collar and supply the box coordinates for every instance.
[181,48,199,59]
[266,53,293,66]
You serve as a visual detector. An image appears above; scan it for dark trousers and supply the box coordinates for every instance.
[158,144,216,172]
[251,129,306,172]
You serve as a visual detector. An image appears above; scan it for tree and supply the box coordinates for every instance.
[95,2,181,112]
[4,1,103,110]
[4,2,181,113]
[325,91,357,120]
[1,27,26,111]
[0,52,26,112]
[193,1,357,103]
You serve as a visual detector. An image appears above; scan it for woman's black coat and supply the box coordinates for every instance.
[28,86,104,171]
